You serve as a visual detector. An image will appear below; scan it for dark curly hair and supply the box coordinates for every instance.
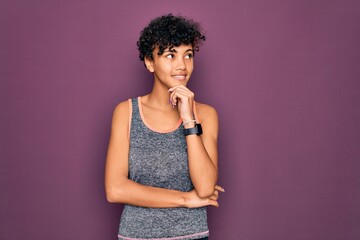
[137,14,206,61]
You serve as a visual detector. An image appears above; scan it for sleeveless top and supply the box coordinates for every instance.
[118,97,208,240]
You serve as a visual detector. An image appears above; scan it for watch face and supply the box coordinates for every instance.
[184,124,202,136]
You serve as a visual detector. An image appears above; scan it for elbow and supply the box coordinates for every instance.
[105,178,129,203]
[195,175,218,198]
[105,187,122,203]
[106,190,117,203]
[196,185,216,198]
[106,192,117,203]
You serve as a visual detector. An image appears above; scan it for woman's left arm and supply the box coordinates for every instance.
[185,104,219,198]
[169,86,219,198]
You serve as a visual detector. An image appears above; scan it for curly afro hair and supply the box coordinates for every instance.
[137,14,206,61]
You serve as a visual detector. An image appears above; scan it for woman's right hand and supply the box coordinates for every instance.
[184,185,224,208]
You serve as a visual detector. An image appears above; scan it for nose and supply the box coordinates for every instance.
[175,58,186,71]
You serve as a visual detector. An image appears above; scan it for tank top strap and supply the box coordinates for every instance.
[128,97,141,140]
[130,97,139,117]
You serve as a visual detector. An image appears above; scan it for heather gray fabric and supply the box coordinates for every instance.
[118,97,208,240]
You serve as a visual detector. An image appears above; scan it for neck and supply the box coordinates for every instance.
[146,79,174,111]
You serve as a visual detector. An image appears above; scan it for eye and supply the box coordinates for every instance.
[166,54,174,59]
[185,53,193,59]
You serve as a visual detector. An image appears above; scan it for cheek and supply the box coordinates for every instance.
[161,62,173,71]
[154,63,170,74]
[186,62,194,72]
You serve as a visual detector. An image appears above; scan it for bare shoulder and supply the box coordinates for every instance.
[195,102,218,123]
[113,100,130,116]
[111,99,131,129]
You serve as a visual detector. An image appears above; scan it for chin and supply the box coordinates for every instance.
[171,81,188,87]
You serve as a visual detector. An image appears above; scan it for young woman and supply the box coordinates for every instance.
[105,14,224,240]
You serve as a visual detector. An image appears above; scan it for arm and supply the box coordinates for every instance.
[186,104,219,198]
[169,87,220,198]
[104,101,220,208]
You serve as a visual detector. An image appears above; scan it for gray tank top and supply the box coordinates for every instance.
[118,97,208,240]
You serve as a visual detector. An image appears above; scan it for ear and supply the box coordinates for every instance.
[144,57,155,73]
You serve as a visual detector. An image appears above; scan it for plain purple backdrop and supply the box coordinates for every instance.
[1,0,360,240]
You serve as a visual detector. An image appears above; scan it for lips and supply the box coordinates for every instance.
[172,75,187,81]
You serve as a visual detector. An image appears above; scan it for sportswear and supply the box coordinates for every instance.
[118,97,208,240]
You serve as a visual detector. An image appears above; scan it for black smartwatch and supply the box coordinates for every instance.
[184,123,203,136]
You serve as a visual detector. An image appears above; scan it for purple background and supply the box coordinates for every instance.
[1,0,360,239]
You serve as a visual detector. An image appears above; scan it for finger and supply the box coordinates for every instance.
[209,194,218,201]
[174,88,194,99]
[207,199,219,207]
[169,91,177,107]
[169,90,183,106]
[169,87,181,106]
[168,85,190,92]
[168,86,181,92]
[169,86,194,97]
[170,88,194,100]
[171,91,194,107]
[170,91,193,107]
[209,190,219,200]
[215,185,225,192]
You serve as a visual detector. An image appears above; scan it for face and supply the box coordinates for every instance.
[145,44,194,88]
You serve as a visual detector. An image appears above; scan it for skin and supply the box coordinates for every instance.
[105,44,224,208]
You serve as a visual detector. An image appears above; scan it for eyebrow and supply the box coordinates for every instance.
[164,48,194,53]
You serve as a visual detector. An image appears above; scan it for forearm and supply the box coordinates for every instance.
[106,178,187,208]
[186,135,218,198]
[169,87,219,198]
